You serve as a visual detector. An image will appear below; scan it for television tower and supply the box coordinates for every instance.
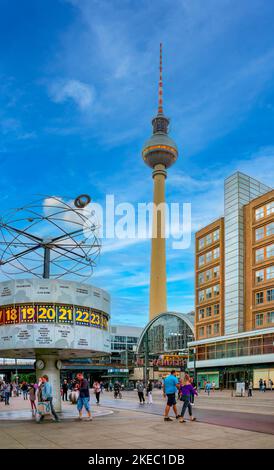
[142,44,178,320]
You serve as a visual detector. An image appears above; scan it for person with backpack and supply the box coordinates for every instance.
[136,381,145,404]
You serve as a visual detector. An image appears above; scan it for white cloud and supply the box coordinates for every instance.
[48,79,95,110]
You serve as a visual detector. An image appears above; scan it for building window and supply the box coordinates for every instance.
[213,323,220,334]
[266,222,274,237]
[266,266,274,280]
[256,270,264,283]
[206,251,213,263]
[213,229,220,242]
[216,343,225,358]
[198,308,205,320]
[255,227,264,241]
[198,326,204,337]
[267,289,274,302]
[266,201,274,216]
[256,248,264,263]
[206,269,211,281]
[213,266,220,279]
[214,304,220,315]
[206,306,212,317]
[127,337,138,343]
[267,312,274,324]
[205,234,212,245]
[198,272,204,285]
[206,288,212,300]
[114,336,127,342]
[198,255,205,267]
[255,313,264,327]
[256,292,264,304]
[206,325,212,336]
[213,284,220,297]
[255,207,264,220]
[198,237,205,250]
[266,244,274,259]
[198,290,205,303]
[213,247,220,259]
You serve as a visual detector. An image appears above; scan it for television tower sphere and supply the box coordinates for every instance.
[142,120,178,169]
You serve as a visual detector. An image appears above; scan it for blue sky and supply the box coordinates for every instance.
[0,0,274,327]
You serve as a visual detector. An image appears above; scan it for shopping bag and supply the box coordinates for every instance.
[37,401,51,415]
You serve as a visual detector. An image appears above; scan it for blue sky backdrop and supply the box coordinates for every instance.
[0,0,274,326]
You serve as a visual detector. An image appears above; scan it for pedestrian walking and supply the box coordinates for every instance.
[259,378,263,391]
[248,381,253,397]
[147,381,153,404]
[269,379,273,391]
[212,381,216,392]
[76,373,92,421]
[136,381,145,404]
[93,380,101,405]
[263,380,267,392]
[205,381,211,396]
[21,382,28,400]
[189,377,197,405]
[113,381,122,398]
[28,383,37,415]
[4,382,11,405]
[62,379,68,401]
[37,375,60,423]
[178,376,198,423]
[163,370,180,422]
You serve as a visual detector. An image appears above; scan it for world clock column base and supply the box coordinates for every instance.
[36,353,62,412]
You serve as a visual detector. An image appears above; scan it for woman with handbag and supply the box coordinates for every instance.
[178,376,198,423]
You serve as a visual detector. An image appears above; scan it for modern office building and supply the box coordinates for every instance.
[107,324,143,383]
[188,172,274,388]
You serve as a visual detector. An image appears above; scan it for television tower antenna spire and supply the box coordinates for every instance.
[158,43,163,114]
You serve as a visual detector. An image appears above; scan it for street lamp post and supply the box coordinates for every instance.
[143,331,150,385]
[187,334,197,384]
[193,347,197,384]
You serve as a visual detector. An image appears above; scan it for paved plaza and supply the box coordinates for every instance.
[0,389,274,449]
